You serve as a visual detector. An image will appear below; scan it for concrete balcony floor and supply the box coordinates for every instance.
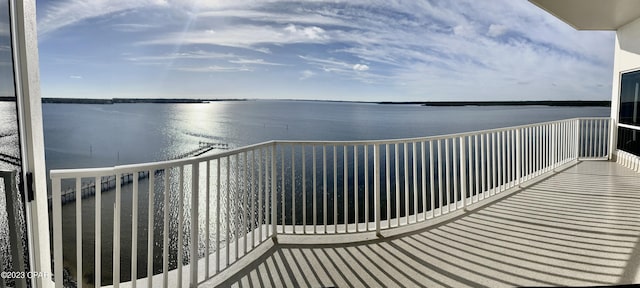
[203,160,640,287]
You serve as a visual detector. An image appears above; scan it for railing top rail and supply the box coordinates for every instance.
[50,117,610,179]
[114,141,275,173]
[272,117,609,146]
[50,166,115,179]
[50,141,276,179]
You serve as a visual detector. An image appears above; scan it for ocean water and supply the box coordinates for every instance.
[0,101,20,170]
[40,100,612,286]
[43,100,611,170]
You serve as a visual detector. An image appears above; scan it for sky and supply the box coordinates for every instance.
[30,0,616,101]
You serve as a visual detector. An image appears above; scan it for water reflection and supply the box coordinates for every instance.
[162,103,228,160]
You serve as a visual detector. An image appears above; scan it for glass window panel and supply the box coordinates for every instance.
[0,0,19,172]
[617,126,640,157]
[619,70,640,127]
[0,0,27,286]
[0,0,13,98]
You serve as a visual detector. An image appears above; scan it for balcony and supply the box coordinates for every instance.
[47,117,640,288]
[209,160,640,287]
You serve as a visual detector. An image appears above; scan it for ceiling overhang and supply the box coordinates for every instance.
[529,0,640,30]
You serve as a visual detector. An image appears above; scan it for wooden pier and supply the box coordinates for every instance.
[50,172,150,206]
[49,142,228,206]
[169,141,228,160]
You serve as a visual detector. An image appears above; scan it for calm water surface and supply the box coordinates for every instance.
[0,101,19,169]
[43,100,611,170]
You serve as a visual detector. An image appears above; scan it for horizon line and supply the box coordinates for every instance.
[36,97,612,107]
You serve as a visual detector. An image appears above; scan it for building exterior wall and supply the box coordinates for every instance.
[610,17,640,159]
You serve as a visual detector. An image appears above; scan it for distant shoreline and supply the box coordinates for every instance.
[378,100,611,107]
[40,98,250,104]
[15,98,610,107]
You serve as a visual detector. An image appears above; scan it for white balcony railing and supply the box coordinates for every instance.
[49,117,611,288]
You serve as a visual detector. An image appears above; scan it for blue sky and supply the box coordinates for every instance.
[32,0,615,101]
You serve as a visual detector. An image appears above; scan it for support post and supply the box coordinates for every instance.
[515,129,521,185]
[374,144,381,236]
[608,119,615,160]
[52,176,63,288]
[190,163,199,288]
[459,137,466,208]
[114,174,121,288]
[271,144,277,240]
[551,123,557,169]
[575,119,581,160]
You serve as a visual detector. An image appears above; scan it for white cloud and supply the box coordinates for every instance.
[37,0,169,37]
[253,47,272,54]
[126,50,236,62]
[487,24,507,37]
[36,0,615,101]
[300,55,351,73]
[111,23,156,32]
[284,24,328,40]
[199,9,347,28]
[37,0,343,39]
[353,64,369,71]
[300,55,383,83]
[229,58,284,66]
[176,65,252,72]
[141,24,333,48]
[69,75,83,79]
[453,24,475,37]
[300,70,315,80]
